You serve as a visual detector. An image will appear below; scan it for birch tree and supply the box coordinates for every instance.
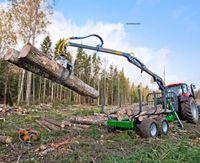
[9,0,54,105]
[0,7,16,56]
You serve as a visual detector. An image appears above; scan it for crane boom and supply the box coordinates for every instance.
[62,34,165,91]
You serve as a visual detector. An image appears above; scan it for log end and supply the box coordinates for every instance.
[5,137,12,144]
[19,43,32,58]
[0,136,12,144]
[4,48,19,61]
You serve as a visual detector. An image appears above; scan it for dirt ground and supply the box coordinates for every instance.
[1,103,200,163]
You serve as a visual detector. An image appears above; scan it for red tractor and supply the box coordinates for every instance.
[166,83,199,123]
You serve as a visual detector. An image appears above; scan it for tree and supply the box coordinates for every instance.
[41,35,52,102]
[0,7,17,105]
[91,53,101,105]
[0,7,16,55]
[41,35,52,57]
[9,0,54,105]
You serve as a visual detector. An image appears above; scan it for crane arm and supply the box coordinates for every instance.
[61,34,165,91]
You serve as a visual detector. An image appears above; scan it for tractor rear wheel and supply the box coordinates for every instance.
[181,97,199,124]
[138,118,158,138]
[154,116,169,135]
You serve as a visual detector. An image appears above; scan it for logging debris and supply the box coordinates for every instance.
[34,136,78,156]
[0,104,28,116]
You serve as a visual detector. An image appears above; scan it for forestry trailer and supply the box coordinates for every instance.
[59,34,199,138]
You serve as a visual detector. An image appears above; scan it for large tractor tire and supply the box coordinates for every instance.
[138,118,158,138]
[154,116,169,135]
[181,97,199,124]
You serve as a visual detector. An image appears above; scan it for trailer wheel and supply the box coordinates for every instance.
[138,118,158,138]
[107,127,116,133]
[154,117,169,135]
[181,97,199,124]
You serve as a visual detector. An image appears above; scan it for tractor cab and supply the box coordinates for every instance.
[166,83,199,121]
[166,83,195,99]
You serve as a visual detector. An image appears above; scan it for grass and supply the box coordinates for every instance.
[1,103,200,162]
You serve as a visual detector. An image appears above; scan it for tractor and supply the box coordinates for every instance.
[59,34,199,138]
[166,83,199,123]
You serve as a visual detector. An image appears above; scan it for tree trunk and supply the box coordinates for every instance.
[43,78,46,102]
[97,80,100,105]
[39,76,42,102]
[32,73,35,103]
[17,70,22,103]
[60,85,62,101]
[48,80,51,99]
[26,71,32,105]
[3,46,99,98]
[56,84,59,99]
[18,70,25,105]
[4,75,8,104]
[51,82,54,102]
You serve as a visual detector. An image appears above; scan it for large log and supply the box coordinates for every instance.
[69,115,107,126]
[2,44,99,98]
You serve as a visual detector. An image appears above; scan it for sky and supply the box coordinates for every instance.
[1,0,200,89]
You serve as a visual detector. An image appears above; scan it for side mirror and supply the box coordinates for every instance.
[190,84,196,98]
[192,84,196,90]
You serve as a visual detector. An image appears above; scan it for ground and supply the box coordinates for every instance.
[1,103,200,163]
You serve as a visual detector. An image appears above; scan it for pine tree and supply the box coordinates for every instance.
[40,36,52,102]
[41,36,52,58]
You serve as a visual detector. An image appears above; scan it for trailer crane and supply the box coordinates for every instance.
[58,34,199,138]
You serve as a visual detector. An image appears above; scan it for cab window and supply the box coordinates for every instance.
[182,84,189,94]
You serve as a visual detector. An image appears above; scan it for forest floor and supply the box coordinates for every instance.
[1,102,200,163]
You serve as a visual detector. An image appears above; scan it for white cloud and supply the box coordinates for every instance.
[0,0,8,8]
[36,11,174,90]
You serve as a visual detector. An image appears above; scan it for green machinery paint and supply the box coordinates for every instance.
[107,119,137,129]
[165,100,176,122]
[106,100,177,129]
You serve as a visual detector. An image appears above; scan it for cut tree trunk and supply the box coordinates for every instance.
[35,120,51,132]
[42,117,62,128]
[0,136,12,144]
[69,115,107,126]
[3,45,99,98]
[61,120,90,129]
[39,120,60,131]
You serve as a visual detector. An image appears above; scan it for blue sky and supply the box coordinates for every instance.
[54,0,200,88]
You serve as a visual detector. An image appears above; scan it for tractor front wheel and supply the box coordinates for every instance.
[138,118,158,138]
[181,97,199,124]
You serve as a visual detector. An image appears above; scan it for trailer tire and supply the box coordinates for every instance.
[138,118,158,138]
[154,116,169,135]
[107,127,116,133]
[181,97,199,124]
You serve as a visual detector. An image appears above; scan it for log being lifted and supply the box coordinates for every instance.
[2,44,99,98]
